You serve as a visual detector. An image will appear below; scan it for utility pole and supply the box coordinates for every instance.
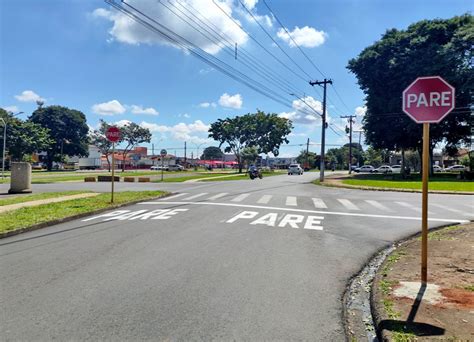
[305,138,310,170]
[341,115,356,174]
[309,79,332,181]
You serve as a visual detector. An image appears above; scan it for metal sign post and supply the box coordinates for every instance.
[106,126,121,204]
[402,76,455,284]
[160,149,167,182]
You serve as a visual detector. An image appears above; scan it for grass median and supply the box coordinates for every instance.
[0,191,92,206]
[339,173,474,192]
[0,190,167,235]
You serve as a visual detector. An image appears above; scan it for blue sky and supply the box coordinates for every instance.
[1,0,471,157]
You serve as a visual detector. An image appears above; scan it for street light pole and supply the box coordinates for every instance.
[1,118,6,179]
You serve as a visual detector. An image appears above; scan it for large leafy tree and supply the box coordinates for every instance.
[208,110,292,173]
[0,108,52,162]
[347,14,473,158]
[120,122,152,171]
[296,150,318,169]
[29,105,89,170]
[89,120,123,171]
[200,146,223,160]
[241,146,259,169]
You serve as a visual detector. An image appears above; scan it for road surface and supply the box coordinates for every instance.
[1,173,472,340]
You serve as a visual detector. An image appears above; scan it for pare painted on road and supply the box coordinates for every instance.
[82,208,189,222]
[226,211,324,230]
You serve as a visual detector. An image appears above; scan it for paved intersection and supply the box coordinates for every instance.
[1,173,472,340]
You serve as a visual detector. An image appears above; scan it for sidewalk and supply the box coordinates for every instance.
[372,223,474,341]
[0,193,99,214]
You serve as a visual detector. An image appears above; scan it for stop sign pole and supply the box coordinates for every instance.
[402,76,455,284]
[106,126,121,203]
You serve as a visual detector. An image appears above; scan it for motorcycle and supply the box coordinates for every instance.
[249,167,263,180]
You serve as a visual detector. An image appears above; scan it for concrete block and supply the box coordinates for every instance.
[9,162,32,194]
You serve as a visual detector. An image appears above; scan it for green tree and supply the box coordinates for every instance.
[363,147,383,167]
[347,14,473,156]
[29,105,89,170]
[89,120,122,171]
[295,150,317,169]
[200,146,224,160]
[208,110,292,173]
[241,146,259,169]
[0,108,52,162]
[120,122,152,171]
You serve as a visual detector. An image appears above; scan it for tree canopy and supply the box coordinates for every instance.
[347,14,473,153]
[200,146,224,160]
[29,105,89,170]
[208,110,292,172]
[90,120,122,171]
[119,122,152,171]
[0,108,52,162]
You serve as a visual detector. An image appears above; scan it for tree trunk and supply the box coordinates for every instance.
[46,153,54,171]
[106,154,111,172]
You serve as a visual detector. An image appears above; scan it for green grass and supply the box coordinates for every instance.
[0,191,167,234]
[0,191,92,206]
[464,285,474,292]
[342,174,473,192]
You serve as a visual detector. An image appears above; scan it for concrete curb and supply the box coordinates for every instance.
[318,180,473,195]
[0,192,172,239]
[368,221,472,341]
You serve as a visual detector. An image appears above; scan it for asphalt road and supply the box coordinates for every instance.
[1,173,472,340]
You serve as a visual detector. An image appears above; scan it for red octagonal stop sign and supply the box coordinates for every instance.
[402,76,455,124]
[106,126,121,143]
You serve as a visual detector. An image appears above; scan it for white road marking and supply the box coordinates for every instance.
[160,193,188,200]
[312,198,327,209]
[183,193,208,200]
[257,195,272,204]
[286,196,297,206]
[207,193,228,200]
[228,211,324,230]
[337,199,360,211]
[139,201,468,223]
[365,200,392,212]
[231,193,250,202]
[395,201,433,214]
[430,203,471,216]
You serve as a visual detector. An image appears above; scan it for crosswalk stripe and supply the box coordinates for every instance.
[337,199,360,211]
[160,193,188,200]
[208,193,228,200]
[430,203,470,216]
[365,200,392,212]
[286,196,297,206]
[183,193,208,200]
[395,201,433,214]
[257,195,272,204]
[312,198,327,209]
[231,193,250,202]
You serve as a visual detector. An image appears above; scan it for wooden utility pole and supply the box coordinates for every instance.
[309,79,332,181]
[341,115,356,174]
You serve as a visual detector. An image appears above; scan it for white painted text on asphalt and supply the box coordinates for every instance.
[226,211,324,230]
[82,209,189,222]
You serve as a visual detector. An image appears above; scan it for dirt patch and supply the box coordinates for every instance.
[372,223,474,341]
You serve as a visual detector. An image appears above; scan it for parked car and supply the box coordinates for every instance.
[373,165,393,174]
[168,164,184,171]
[150,165,163,170]
[445,165,465,172]
[433,165,443,173]
[390,165,402,174]
[355,165,375,173]
[288,163,303,175]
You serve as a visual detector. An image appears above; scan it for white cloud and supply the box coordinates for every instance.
[2,105,19,113]
[237,0,273,28]
[218,93,242,109]
[92,0,248,55]
[355,106,366,117]
[179,113,191,118]
[277,26,327,48]
[140,119,210,144]
[279,96,323,126]
[198,102,217,108]
[114,119,131,127]
[130,105,159,116]
[14,90,45,103]
[92,100,126,116]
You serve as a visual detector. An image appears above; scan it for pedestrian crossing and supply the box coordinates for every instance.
[158,192,471,217]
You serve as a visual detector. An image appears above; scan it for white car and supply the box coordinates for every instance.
[288,164,303,175]
[150,165,163,170]
[391,165,402,174]
[373,165,393,174]
[433,165,443,173]
[168,164,184,171]
[355,165,375,173]
[445,165,465,172]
